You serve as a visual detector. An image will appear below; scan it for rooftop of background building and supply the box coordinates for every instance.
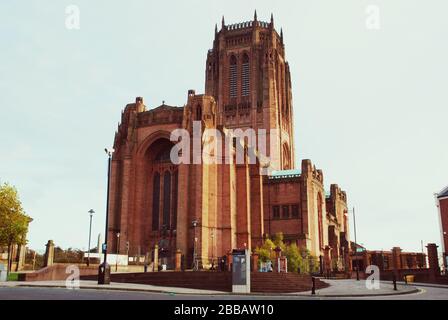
[438,185,448,199]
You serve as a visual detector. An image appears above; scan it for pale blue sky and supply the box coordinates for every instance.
[0,0,447,253]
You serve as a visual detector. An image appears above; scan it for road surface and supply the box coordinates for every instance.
[0,285,447,300]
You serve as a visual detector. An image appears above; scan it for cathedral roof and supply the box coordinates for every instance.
[269,169,301,178]
[438,186,448,199]
[151,103,182,111]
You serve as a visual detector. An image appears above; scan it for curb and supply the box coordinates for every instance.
[1,283,223,296]
[309,288,420,298]
[384,281,448,290]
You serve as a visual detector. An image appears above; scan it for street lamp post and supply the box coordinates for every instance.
[115,232,120,272]
[87,209,95,267]
[345,207,360,281]
[192,220,198,271]
[352,207,360,281]
[98,148,114,285]
[211,231,215,270]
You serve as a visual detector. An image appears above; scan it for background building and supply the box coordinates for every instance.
[349,244,427,274]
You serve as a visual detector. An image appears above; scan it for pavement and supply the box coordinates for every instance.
[0,280,226,295]
[301,279,419,297]
[0,278,426,298]
[1,279,448,300]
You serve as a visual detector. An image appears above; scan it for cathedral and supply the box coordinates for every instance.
[107,13,350,272]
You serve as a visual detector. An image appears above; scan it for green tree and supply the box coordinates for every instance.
[255,238,275,265]
[296,247,320,274]
[54,247,84,263]
[272,232,286,252]
[284,243,301,272]
[0,183,31,274]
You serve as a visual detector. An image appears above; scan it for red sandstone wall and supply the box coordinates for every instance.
[263,179,304,241]
[19,264,98,282]
[439,198,448,255]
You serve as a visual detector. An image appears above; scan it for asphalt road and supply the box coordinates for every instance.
[0,285,447,300]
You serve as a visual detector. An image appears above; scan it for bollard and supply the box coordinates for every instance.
[311,277,316,295]
[393,274,398,291]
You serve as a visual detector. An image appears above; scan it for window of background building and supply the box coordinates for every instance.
[273,205,280,219]
[282,205,289,219]
[383,256,389,270]
[292,205,300,218]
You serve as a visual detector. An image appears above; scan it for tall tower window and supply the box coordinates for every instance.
[163,171,171,228]
[151,172,160,231]
[196,104,202,121]
[171,171,178,230]
[229,55,237,99]
[242,53,250,97]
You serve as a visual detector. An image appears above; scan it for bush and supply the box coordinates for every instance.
[7,273,18,281]
[255,235,320,274]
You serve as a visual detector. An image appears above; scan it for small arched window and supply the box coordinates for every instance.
[196,104,202,121]
[229,55,237,98]
[242,53,250,97]
[282,143,291,170]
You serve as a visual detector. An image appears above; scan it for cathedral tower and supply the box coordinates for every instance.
[205,12,295,170]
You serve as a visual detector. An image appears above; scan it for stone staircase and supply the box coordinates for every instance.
[83,271,232,292]
[251,273,328,293]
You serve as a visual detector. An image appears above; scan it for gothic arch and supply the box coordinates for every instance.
[138,136,179,270]
[136,130,173,159]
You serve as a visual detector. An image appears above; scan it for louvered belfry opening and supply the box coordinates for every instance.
[242,53,250,97]
[229,55,237,98]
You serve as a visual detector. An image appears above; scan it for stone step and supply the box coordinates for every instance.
[81,272,328,293]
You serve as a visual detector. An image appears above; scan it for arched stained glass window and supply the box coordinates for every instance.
[162,171,171,227]
[152,173,160,231]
